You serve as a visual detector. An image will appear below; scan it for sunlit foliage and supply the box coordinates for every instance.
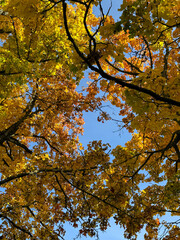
[0,0,179,239]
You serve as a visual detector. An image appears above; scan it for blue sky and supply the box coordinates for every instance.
[64,219,129,240]
[93,0,122,21]
[79,105,131,149]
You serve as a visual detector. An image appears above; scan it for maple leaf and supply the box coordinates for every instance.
[0,0,179,239]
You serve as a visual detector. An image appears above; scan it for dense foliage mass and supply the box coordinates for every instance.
[0,0,179,239]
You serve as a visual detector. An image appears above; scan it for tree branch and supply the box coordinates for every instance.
[62,0,180,107]
[0,214,35,239]
[0,93,37,145]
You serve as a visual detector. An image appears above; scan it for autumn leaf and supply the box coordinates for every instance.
[0,0,179,239]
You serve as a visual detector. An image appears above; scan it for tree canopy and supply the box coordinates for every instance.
[0,0,180,239]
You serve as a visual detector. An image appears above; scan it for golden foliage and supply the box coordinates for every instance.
[0,0,179,239]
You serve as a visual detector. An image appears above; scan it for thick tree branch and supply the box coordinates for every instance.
[62,0,180,107]
[0,93,37,145]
